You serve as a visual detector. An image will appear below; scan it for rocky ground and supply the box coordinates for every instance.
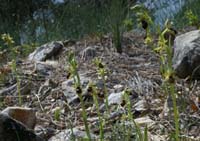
[0,30,200,141]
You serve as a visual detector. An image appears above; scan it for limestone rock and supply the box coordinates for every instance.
[80,46,97,61]
[1,107,36,129]
[0,113,44,141]
[35,61,58,76]
[134,116,154,127]
[28,41,63,61]
[63,39,76,46]
[108,92,124,106]
[61,76,90,104]
[133,99,147,112]
[173,30,200,79]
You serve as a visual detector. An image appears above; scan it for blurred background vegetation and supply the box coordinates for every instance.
[0,0,199,47]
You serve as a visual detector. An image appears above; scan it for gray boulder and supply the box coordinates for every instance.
[108,92,124,106]
[1,107,36,130]
[80,46,97,61]
[0,113,44,141]
[28,41,63,61]
[173,30,200,79]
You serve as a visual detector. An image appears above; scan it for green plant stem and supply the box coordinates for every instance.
[78,93,91,140]
[144,125,148,141]
[164,83,179,141]
[133,120,143,141]
[92,87,104,140]
[113,23,122,53]
[75,71,81,86]
[102,75,109,115]
[77,78,91,138]
[69,119,75,141]
[75,74,91,140]
[69,53,91,140]
[124,90,144,140]
[124,90,132,120]
[169,83,180,141]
